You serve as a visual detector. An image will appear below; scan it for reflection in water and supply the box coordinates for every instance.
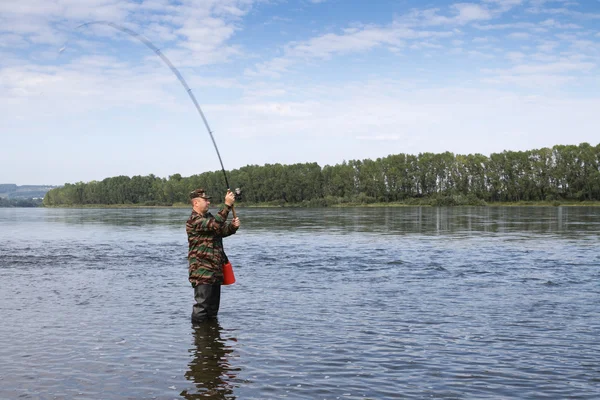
[181,321,239,399]
[17,206,599,238]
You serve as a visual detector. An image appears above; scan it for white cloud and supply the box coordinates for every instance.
[3,0,600,184]
[1,0,256,69]
[0,59,178,115]
[481,73,576,87]
[453,3,494,24]
[0,34,29,48]
[472,36,492,43]
[290,27,404,58]
[245,56,295,78]
[403,4,494,27]
[410,41,444,50]
[569,39,598,51]
[507,32,531,39]
[467,49,496,58]
[485,60,595,75]
[474,22,544,32]
[356,135,401,141]
[481,59,596,88]
[554,33,581,41]
[539,18,580,29]
[537,41,559,52]
[245,22,457,77]
[527,5,600,19]
[203,83,600,171]
[482,0,523,12]
[506,51,526,62]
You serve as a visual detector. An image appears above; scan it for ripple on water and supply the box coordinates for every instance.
[1,207,600,399]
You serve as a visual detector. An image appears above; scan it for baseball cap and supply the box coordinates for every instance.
[189,188,211,200]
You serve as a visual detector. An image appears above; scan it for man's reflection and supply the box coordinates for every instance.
[181,320,238,399]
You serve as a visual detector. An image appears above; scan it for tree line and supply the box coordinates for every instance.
[43,143,600,207]
[0,197,43,207]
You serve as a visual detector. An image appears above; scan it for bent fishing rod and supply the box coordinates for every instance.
[62,21,237,216]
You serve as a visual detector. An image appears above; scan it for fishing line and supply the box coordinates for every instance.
[61,21,233,191]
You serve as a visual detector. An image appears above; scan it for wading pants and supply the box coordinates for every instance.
[192,284,221,323]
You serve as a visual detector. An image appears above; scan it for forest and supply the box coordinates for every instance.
[43,143,600,207]
[0,198,43,207]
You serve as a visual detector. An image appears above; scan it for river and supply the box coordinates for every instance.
[1,206,599,399]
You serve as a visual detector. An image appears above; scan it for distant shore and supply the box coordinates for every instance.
[40,200,600,209]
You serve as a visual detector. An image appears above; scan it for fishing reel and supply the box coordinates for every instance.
[234,188,243,201]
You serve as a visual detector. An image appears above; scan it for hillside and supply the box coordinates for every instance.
[0,184,59,199]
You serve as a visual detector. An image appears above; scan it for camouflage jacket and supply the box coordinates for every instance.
[186,205,238,286]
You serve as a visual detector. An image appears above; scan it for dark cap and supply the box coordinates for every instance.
[189,188,211,200]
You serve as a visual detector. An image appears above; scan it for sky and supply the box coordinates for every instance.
[2,0,600,185]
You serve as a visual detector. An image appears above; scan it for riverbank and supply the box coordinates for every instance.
[39,200,600,208]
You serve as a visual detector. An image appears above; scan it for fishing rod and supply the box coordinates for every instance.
[62,21,238,216]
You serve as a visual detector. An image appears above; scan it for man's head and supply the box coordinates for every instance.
[190,188,211,213]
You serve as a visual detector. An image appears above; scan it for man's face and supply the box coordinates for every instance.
[193,197,210,213]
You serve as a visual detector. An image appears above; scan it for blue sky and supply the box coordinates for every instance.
[2,0,600,185]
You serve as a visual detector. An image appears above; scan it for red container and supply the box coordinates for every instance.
[222,262,236,285]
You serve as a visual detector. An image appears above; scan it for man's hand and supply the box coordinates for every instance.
[225,190,236,207]
[231,217,240,228]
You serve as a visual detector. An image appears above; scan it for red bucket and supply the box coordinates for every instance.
[222,262,236,285]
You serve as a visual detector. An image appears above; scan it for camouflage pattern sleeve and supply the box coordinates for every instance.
[188,205,231,232]
[218,222,238,238]
[186,206,234,287]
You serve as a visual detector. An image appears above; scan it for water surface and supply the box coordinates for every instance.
[1,206,599,399]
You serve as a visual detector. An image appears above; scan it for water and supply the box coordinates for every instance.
[1,206,599,399]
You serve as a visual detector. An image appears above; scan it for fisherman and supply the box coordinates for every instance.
[187,188,240,323]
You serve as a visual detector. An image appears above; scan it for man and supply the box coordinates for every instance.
[186,188,240,323]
